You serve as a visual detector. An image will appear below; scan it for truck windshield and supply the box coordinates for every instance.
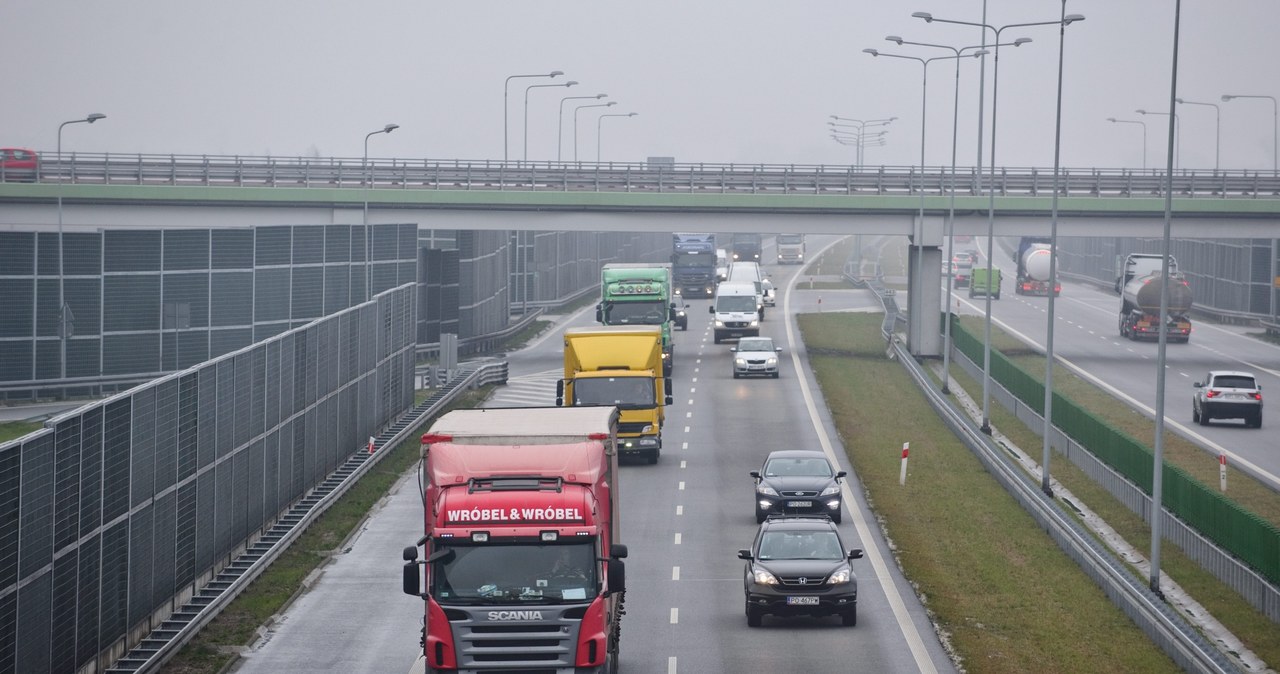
[777,234,803,244]
[431,541,598,604]
[603,301,666,325]
[716,296,757,312]
[574,377,654,408]
[673,252,709,268]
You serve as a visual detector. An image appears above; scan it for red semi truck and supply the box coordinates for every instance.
[403,406,628,674]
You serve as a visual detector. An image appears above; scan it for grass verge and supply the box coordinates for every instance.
[0,421,42,444]
[160,386,494,674]
[800,312,1177,674]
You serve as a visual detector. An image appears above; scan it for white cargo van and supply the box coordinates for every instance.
[709,282,760,343]
[728,261,769,318]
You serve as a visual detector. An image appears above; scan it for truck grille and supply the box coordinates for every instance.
[449,608,580,670]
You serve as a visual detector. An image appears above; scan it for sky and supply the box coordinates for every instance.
[5,1,1278,172]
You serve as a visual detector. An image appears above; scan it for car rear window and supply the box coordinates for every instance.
[1213,375,1256,389]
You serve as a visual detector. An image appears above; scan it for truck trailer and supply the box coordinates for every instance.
[403,407,628,674]
[597,263,682,376]
[1014,237,1060,296]
[558,326,672,464]
[1119,271,1193,342]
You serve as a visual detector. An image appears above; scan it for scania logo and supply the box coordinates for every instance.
[488,610,543,621]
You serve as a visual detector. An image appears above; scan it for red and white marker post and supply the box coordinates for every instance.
[368,436,376,454]
[1219,453,1227,492]
[899,442,909,486]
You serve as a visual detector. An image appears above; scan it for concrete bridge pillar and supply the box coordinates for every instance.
[907,215,945,358]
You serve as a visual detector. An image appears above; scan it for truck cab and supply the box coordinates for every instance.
[598,263,680,376]
[1116,253,1180,294]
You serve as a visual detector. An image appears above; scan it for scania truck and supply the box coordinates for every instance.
[671,232,718,298]
[403,407,628,674]
[776,233,805,264]
[558,326,672,464]
[597,263,681,376]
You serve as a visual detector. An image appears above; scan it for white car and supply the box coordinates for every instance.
[731,336,782,378]
[761,279,776,307]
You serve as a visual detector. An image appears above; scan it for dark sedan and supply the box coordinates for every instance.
[751,450,846,523]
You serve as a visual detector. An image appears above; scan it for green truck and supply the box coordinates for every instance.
[969,267,1002,299]
[597,263,683,376]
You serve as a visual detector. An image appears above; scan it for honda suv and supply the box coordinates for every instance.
[1193,370,1262,428]
[738,515,863,627]
[751,450,846,523]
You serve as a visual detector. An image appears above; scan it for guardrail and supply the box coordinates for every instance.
[5,153,1279,199]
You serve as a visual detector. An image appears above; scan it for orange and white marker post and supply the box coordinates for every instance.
[899,442,909,485]
[368,436,376,454]
[1219,453,1227,492]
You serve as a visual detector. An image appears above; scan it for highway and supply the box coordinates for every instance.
[954,239,1280,490]
[229,237,957,673]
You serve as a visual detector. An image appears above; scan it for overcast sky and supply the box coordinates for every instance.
[5,1,1278,171]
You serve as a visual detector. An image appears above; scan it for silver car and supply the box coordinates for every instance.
[1193,370,1263,428]
[731,337,782,378]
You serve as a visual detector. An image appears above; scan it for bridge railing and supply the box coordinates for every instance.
[5,153,1278,199]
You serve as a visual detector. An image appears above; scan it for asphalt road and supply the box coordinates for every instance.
[230,237,957,674]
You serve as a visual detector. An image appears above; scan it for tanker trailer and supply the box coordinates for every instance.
[1014,238,1060,296]
[1119,272,1193,343]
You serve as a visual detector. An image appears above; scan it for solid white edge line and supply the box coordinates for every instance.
[782,239,938,674]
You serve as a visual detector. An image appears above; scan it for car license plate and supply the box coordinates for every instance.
[787,596,820,605]
[786,501,812,508]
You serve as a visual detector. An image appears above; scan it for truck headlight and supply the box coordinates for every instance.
[827,568,851,585]
[715,320,725,327]
[753,568,779,585]
[641,425,654,433]
[749,320,759,327]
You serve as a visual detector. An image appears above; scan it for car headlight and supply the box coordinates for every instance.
[819,486,840,496]
[753,568,779,585]
[827,568,851,585]
[766,358,777,366]
[735,358,747,366]
[715,320,725,327]
[749,320,759,327]
[757,484,778,496]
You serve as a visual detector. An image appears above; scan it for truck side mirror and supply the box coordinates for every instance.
[556,380,566,406]
[708,305,715,314]
[664,378,673,405]
[611,544,628,559]
[607,559,627,595]
[402,546,421,596]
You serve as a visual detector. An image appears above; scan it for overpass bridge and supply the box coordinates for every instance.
[3,154,1279,356]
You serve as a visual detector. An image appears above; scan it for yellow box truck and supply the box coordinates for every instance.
[557,326,673,464]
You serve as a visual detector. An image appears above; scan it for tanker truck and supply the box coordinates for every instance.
[1013,237,1061,296]
[1119,271,1193,343]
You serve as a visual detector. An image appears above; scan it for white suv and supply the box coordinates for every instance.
[1193,370,1262,428]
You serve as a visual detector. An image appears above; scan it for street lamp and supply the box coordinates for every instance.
[829,125,891,167]
[913,8,1084,434]
[504,71,564,161]
[558,94,608,162]
[829,115,896,167]
[573,101,616,162]
[1106,117,1148,170]
[597,112,637,162]
[863,47,985,359]
[1221,93,1278,172]
[525,80,577,161]
[1176,98,1221,170]
[56,112,106,384]
[363,123,398,301]
[1136,109,1179,168]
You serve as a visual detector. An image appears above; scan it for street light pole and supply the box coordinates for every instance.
[1136,109,1180,169]
[363,123,399,301]
[596,113,638,162]
[914,9,1084,434]
[573,102,617,162]
[1221,93,1278,172]
[1106,118,1148,170]
[1176,98,1221,170]
[56,112,106,384]
[525,81,577,161]
[862,48,984,357]
[559,94,607,162]
[504,71,563,162]
[829,116,896,167]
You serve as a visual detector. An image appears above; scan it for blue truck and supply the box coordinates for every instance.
[671,232,718,298]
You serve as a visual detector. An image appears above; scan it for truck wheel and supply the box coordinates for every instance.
[841,605,857,627]
[746,603,763,627]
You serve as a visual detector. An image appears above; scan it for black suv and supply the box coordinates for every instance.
[738,515,864,627]
[751,450,846,523]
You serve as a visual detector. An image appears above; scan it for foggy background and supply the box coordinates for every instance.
[4,0,1277,170]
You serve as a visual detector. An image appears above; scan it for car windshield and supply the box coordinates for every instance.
[431,541,597,604]
[716,295,757,312]
[573,377,654,409]
[758,531,843,561]
[737,338,774,352]
[603,301,666,325]
[1212,375,1256,389]
[764,457,832,477]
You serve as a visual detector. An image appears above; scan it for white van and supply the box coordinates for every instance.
[709,282,760,343]
[728,261,769,318]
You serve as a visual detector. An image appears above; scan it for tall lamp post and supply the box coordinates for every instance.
[573,101,617,161]
[525,80,577,161]
[1221,93,1278,172]
[559,94,608,161]
[828,125,889,164]
[829,116,896,167]
[504,71,563,161]
[862,47,985,358]
[1136,109,1180,169]
[1176,98,1220,170]
[913,9,1084,434]
[363,123,399,301]
[56,112,106,384]
[1106,117,1148,170]
[597,112,637,162]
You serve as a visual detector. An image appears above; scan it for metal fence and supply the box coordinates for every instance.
[0,283,417,674]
